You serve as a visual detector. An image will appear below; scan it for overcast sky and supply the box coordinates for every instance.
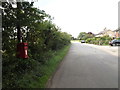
[33,0,119,38]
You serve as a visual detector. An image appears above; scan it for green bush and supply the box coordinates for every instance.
[86,35,112,45]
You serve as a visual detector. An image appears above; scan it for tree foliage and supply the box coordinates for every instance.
[2,1,71,87]
[77,32,94,40]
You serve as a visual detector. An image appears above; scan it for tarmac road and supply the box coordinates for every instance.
[48,42,118,88]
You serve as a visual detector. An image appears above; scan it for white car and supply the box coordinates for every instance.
[81,40,85,43]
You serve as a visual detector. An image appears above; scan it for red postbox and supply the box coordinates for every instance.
[17,42,29,59]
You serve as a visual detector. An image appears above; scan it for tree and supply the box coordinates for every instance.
[2,1,72,87]
[77,32,86,40]
[77,32,94,40]
[2,1,51,87]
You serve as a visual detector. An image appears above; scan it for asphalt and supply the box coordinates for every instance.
[48,42,118,88]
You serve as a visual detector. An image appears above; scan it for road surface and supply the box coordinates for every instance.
[48,42,118,88]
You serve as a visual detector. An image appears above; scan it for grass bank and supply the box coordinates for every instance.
[71,40,80,42]
[18,44,71,88]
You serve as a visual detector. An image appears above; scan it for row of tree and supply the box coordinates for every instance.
[2,1,72,87]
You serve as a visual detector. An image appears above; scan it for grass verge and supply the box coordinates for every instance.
[71,40,80,42]
[39,44,71,88]
[18,44,71,88]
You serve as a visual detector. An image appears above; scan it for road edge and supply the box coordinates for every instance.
[45,44,72,88]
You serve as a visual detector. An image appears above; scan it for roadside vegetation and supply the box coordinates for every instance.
[2,1,71,88]
[86,35,112,45]
[77,32,113,45]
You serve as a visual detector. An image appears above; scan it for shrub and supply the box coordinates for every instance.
[86,35,112,45]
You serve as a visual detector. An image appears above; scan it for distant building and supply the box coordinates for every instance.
[103,30,115,38]
[87,32,93,34]
[113,29,120,38]
[87,32,95,38]
[95,28,115,38]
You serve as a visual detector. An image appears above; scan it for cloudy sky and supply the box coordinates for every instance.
[33,0,119,38]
